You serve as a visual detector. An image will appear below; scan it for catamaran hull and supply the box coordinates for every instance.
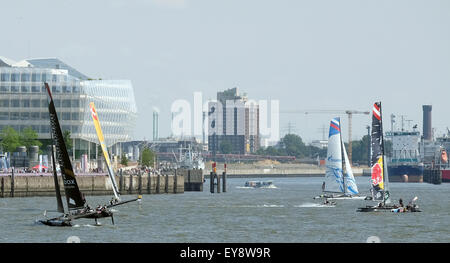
[357,206,421,213]
[39,218,72,227]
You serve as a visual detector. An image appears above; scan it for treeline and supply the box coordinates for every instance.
[256,133,391,165]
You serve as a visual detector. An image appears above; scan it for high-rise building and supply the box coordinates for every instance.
[0,56,137,161]
[153,110,159,141]
[208,87,259,154]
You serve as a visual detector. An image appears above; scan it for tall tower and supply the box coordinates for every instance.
[153,110,159,141]
[422,105,432,141]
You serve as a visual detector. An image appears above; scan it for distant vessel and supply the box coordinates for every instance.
[315,117,362,200]
[386,130,424,182]
[173,144,205,170]
[245,180,275,188]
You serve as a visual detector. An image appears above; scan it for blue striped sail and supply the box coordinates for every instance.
[324,118,344,193]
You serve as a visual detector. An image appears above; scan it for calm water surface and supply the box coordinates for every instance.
[0,176,449,243]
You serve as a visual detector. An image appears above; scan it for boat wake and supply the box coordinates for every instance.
[295,202,336,208]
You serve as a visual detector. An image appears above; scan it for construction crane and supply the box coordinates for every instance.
[281,109,370,164]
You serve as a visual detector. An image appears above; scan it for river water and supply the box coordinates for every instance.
[0,176,448,243]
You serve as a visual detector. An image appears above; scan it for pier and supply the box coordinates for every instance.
[0,168,204,198]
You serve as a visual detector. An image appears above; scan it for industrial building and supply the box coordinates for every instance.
[208,87,259,154]
[0,56,137,169]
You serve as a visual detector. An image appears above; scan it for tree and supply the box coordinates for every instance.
[281,134,306,158]
[219,140,233,154]
[140,147,155,167]
[20,126,42,149]
[63,130,73,152]
[0,126,21,152]
[121,154,129,166]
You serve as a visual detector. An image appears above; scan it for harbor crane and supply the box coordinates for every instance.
[281,109,370,164]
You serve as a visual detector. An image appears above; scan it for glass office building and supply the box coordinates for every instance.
[0,57,137,160]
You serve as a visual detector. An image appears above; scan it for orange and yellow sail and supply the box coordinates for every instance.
[89,102,120,200]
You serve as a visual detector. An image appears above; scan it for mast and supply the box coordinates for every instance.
[379,102,390,204]
[50,140,65,214]
[339,119,346,194]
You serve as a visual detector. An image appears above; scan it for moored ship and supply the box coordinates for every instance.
[386,131,424,182]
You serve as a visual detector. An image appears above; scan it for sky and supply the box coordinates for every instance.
[1,0,449,144]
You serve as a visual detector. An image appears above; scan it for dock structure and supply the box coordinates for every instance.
[0,168,204,198]
[209,162,227,194]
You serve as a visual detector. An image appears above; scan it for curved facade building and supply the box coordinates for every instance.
[0,57,137,160]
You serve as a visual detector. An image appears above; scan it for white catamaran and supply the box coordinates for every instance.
[314,117,364,201]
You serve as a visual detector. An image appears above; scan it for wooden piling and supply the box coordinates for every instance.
[128,173,133,194]
[173,169,177,194]
[10,169,14,197]
[138,171,142,194]
[210,172,214,193]
[165,174,169,193]
[216,173,221,193]
[1,177,4,198]
[147,171,151,194]
[156,174,160,194]
[222,171,227,193]
[119,169,123,192]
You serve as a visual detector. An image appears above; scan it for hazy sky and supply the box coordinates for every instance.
[2,0,449,143]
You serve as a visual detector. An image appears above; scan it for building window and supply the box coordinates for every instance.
[42,73,48,82]
[11,99,20,107]
[31,112,40,120]
[62,99,71,107]
[11,86,19,92]
[0,112,8,120]
[72,112,79,121]
[52,74,57,82]
[20,112,30,120]
[72,125,80,133]
[10,112,19,120]
[21,85,30,93]
[31,99,40,107]
[21,99,30,107]
[0,86,9,92]
[40,125,50,134]
[21,73,30,82]
[71,100,80,108]
[41,112,49,120]
[72,85,80,93]
[32,86,41,93]
[52,85,61,93]
[62,112,71,120]
[1,73,10,81]
[31,73,41,82]
[53,99,61,107]
[0,99,9,107]
[11,73,19,82]
[62,85,71,93]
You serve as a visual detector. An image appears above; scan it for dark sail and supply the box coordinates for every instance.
[45,83,85,209]
[370,102,386,201]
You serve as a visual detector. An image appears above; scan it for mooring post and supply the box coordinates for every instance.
[128,173,133,194]
[138,170,142,194]
[147,170,151,194]
[173,169,177,194]
[119,169,123,192]
[216,172,221,193]
[10,168,14,198]
[1,177,4,198]
[156,173,161,194]
[210,171,214,193]
[222,163,227,193]
[165,173,169,193]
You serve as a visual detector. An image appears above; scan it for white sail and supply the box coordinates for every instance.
[341,139,359,195]
[324,118,344,193]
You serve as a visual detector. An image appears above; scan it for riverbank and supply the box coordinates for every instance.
[203,162,366,178]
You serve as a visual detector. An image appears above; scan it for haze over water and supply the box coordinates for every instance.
[0,177,448,243]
